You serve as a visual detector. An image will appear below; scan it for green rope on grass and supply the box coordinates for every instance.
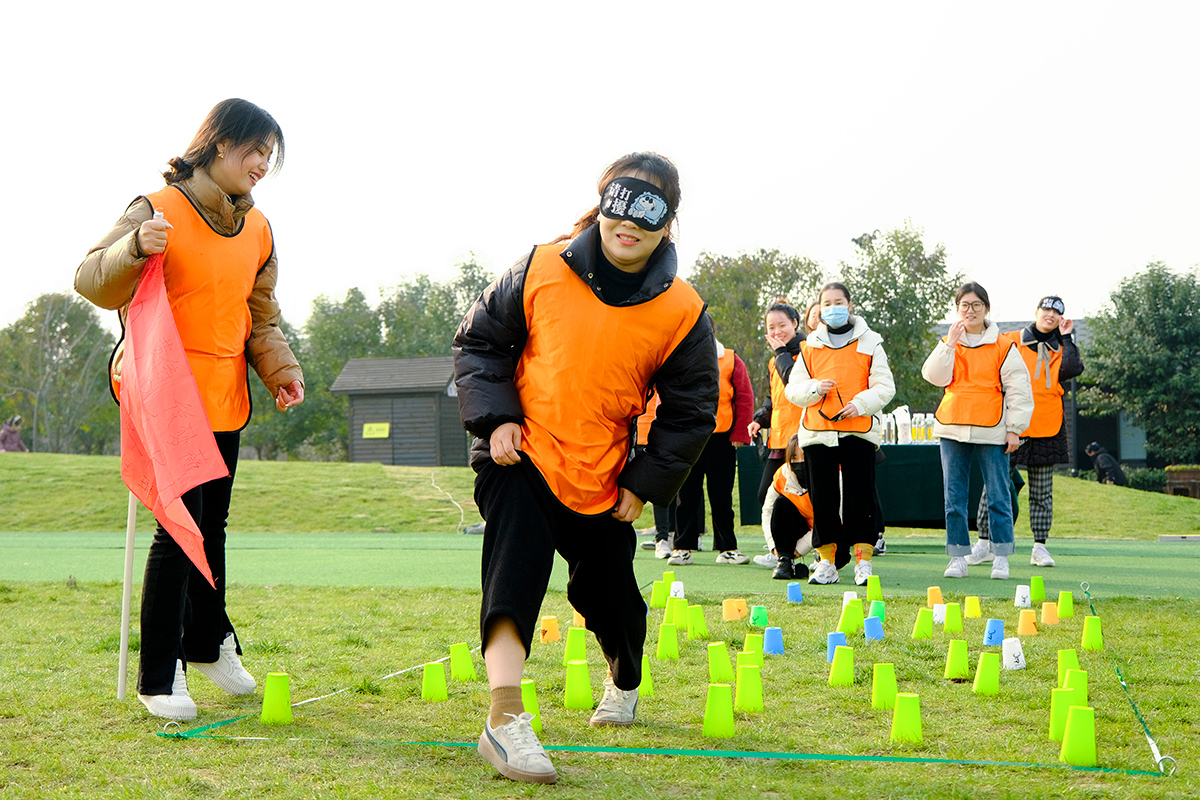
[156,728,1164,777]
[1080,582,1176,776]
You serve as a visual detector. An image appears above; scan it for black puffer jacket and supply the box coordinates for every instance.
[1010,325,1084,466]
[452,224,718,508]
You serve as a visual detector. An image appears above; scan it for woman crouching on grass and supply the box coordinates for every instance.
[453,152,718,785]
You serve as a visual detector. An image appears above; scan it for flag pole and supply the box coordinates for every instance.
[117,490,137,700]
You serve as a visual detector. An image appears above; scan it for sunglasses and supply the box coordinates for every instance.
[818,387,849,422]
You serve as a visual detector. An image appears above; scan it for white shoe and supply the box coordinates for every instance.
[589,678,638,727]
[753,552,779,568]
[853,561,873,586]
[189,633,256,695]
[654,540,672,559]
[478,712,557,784]
[808,560,839,585]
[715,550,749,565]
[138,660,198,721]
[1031,543,1056,567]
[667,550,693,566]
[944,557,968,579]
[964,539,994,565]
[991,555,1010,580]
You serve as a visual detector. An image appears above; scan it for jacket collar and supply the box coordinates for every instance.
[809,315,869,348]
[559,225,678,306]
[173,167,257,235]
[1019,322,1061,352]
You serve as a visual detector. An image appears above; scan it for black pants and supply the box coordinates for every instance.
[475,460,646,691]
[756,453,786,508]
[770,496,812,560]
[138,432,240,695]
[675,433,737,552]
[802,436,876,563]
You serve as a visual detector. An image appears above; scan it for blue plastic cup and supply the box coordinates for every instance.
[786,582,804,603]
[826,631,848,661]
[983,618,1005,646]
[863,614,885,641]
[763,626,785,655]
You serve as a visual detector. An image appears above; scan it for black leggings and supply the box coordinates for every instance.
[138,431,240,695]
[770,497,811,560]
[475,459,646,691]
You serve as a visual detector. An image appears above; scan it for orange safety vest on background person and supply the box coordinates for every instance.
[768,356,805,449]
[714,349,736,433]
[934,338,1013,428]
[516,244,706,515]
[1001,331,1064,438]
[800,343,872,434]
[138,186,273,432]
[773,465,814,526]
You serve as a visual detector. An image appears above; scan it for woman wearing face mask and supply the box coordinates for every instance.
[75,99,304,721]
[454,152,718,784]
[968,296,1083,568]
[922,282,1033,580]
[784,282,895,586]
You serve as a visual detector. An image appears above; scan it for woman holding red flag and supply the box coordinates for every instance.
[76,99,304,720]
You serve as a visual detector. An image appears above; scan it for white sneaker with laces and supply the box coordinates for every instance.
[808,560,839,585]
[753,552,779,568]
[964,539,994,565]
[715,550,749,565]
[189,633,256,695]
[589,678,638,727]
[1031,543,1056,567]
[944,556,968,579]
[478,712,557,784]
[666,550,693,566]
[138,659,198,721]
[654,540,672,559]
[853,561,873,586]
[991,555,1010,580]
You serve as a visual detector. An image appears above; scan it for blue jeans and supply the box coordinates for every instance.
[940,438,1014,557]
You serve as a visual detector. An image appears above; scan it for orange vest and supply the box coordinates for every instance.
[714,349,736,433]
[773,465,814,526]
[799,342,872,433]
[635,392,660,446]
[934,337,1013,428]
[768,356,805,449]
[516,244,706,515]
[130,186,273,432]
[1002,331,1064,438]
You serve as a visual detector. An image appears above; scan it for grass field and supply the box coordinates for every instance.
[0,454,1196,798]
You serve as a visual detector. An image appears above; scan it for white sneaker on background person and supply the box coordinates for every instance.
[990,555,1010,580]
[753,552,779,568]
[944,557,968,579]
[808,560,839,585]
[853,561,873,586]
[715,550,749,565]
[964,539,993,565]
[1030,542,1056,567]
[589,678,638,727]
[667,550,693,566]
[654,540,672,559]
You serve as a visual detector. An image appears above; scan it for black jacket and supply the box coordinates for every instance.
[1011,326,1084,467]
[452,225,718,508]
[1089,447,1127,486]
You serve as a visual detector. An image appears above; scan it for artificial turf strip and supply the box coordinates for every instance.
[3,532,1198,599]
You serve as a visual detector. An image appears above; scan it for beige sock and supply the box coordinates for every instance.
[488,685,525,728]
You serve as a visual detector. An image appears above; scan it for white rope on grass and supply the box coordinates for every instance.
[430,470,467,533]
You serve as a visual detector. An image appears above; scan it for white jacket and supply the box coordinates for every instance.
[921,322,1034,445]
[784,316,896,449]
[760,461,813,556]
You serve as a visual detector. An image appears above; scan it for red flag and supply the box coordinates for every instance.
[119,253,228,588]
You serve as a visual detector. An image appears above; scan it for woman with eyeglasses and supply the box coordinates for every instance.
[784,282,895,586]
[922,282,1033,580]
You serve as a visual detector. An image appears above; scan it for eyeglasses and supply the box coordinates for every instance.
[958,301,985,312]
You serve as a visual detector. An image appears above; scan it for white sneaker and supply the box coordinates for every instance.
[715,550,749,565]
[944,557,968,579]
[667,550,693,566]
[1031,543,1056,567]
[589,678,638,727]
[138,660,197,721]
[964,539,994,565]
[991,555,1010,580]
[853,561,873,586]
[478,712,557,784]
[808,560,840,585]
[654,540,672,559]
[753,552,779,568]
[189,633,256,695]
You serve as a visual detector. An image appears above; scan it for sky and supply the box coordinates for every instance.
[3,2,1197,339]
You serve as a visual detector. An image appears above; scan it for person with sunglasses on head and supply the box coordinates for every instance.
[967,296,1083,569]
[454,152,718,785]
[784,282,895,586]
[924,282,1033,580]
[0,416,29,452]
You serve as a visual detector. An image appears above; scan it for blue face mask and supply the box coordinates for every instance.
[821,305,850,328]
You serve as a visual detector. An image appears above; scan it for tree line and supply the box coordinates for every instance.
[3,226,1198,463]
